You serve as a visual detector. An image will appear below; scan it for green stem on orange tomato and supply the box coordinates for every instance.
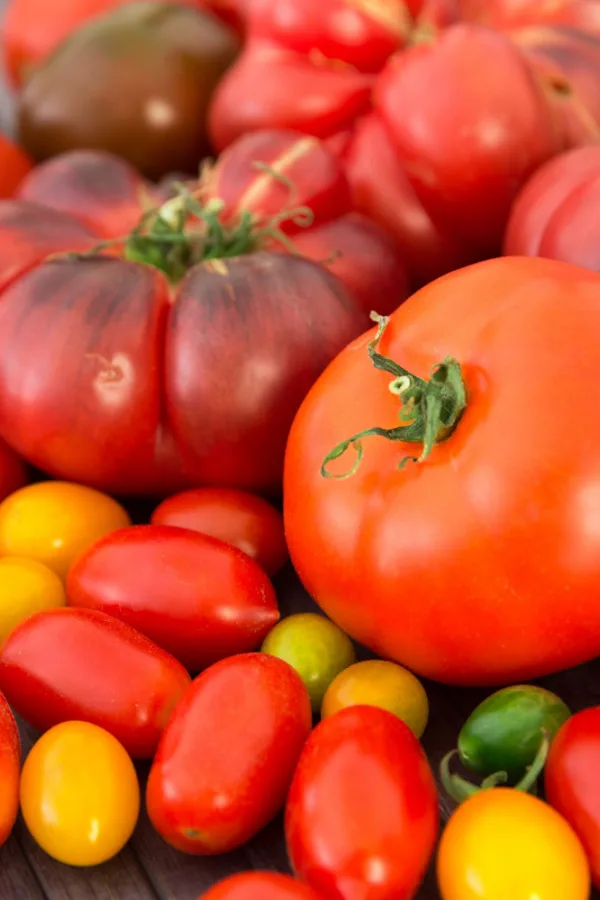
[321,312,467,480]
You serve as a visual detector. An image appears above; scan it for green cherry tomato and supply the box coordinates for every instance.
[261,613,356,713]
[458,685,570,783]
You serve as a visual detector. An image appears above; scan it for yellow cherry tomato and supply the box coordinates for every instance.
[321,659,429,738]
[261,613,356,712]
[20,721,140,866]
[437,788,590,900]
[0,557,66,643]
[0,481,131,579]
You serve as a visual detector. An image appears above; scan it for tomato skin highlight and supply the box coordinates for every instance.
[0,691,20,849]
[545,707,600,888]
[146,653,312,854]
[284,256,600,685]
[286,705,439,900]
[151,487,288,576]
[67,524,280,671]
[199,872,326,900]
[0,607,191,758]
[437,788,591,900]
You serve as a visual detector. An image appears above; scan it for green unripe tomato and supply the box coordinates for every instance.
[261,613,356,713]
[458,684,570,784]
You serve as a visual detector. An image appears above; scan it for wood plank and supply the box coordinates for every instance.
[0,836,47,900]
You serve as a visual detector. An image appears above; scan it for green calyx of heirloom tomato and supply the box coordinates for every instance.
[441,732,550,805]
[124,186,314,281]
[63,183,314,283]
[321,312,467,479]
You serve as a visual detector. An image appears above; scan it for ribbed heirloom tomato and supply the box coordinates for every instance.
[284,256,600,685]
[0,151,365,496]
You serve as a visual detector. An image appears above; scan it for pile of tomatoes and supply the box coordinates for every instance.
[0,478,597,900]
[4,1,600,899]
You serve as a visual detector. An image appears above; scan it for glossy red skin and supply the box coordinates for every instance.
[376,24,564,258]
[342,113,477,289]
[202,129,408,315]
[16,150,161,239]
[208,41,374,152]
[0,607,191,758]
[67,524,280,671]
[3,0,243,88]
[0,219,365,495]
[284,256,600,685]
[247,0,409,73]
[286,705,439,900]
[151,488,288,576]
[545,708,600,888]
[504,146,600,270]
[0,692,20,849]
[146,653,312,854]
[200,872,326,900]
[0,135,32,199]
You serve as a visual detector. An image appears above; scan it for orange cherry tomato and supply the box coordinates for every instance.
[20,721,140,866]
[0,481,131,579]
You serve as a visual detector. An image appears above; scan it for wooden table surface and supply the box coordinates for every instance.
[1,10,600,898]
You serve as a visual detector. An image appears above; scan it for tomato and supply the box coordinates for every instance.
[16,150,163,239]
[67,524,280,671]
[0,558,66,643]
[437,788,590,899]
[0,189,365,496]
[199,129,408,315]
[20,721,140,867]
[375,24,564,260]
[0,692,20,849]
[0,607,191,758]
[261,613,356,712]
[456,0,600,31]
[0,481,131,580]
[284,256,600,685]
[200,873,326,900]
[17,3,240,181]
[504,146,600,270]
[3,0,244,89]
[545,707,600,888]
[321,659,429,738]
[0,135,32,199]
[147,653,311,854]
[286,705,438,900]
[152,487,288,576]
[458,685,570,783]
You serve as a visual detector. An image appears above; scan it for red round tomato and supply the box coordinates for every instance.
[504,145,600,271]
[16,150,162,239]
[200,129,408,315]
[0,607,191,758]
[0,181,365,495]
[152,488,288,576]
[200,873,326,900]
[0,439,28,502]
[0,691,20,849]
[146,653,311,854]
[67,524,280,670]
[545,707,600,888]
[284,256,600,686]
[285,705,439,900]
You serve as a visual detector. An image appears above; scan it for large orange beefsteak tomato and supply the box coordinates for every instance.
[284,256,600,686]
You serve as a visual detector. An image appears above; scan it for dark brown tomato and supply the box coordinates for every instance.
[17,2,241,179]
[67,524,280,671]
